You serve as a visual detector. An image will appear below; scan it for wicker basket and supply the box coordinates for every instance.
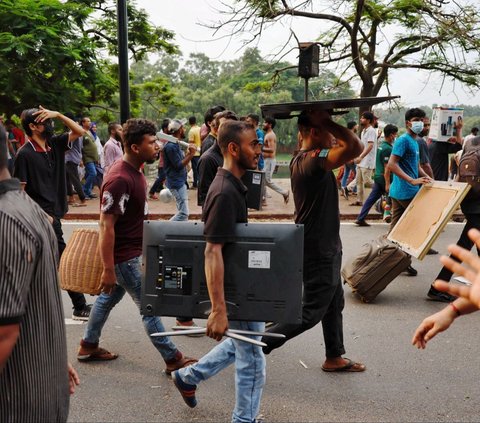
[59,229,102,295]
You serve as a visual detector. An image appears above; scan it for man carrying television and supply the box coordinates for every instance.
[261,109,367,373]
[171,120,265,423]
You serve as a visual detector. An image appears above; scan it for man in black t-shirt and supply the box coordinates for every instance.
[261,110,366,373]
[14,106,92,320]
[172,120,266,423]
[197,110,238,207]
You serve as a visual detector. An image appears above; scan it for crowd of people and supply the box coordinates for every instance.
[1,103,480,422]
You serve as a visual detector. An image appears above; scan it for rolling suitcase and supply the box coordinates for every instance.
[342,234,411,302]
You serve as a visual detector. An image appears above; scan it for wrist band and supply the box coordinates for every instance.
[450,302,461,317]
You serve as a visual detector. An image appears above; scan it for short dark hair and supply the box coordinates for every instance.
[472,127,478,134]
[108,122,120,134]
[383,124,398,138]
[217,120,254,154]
[0,124,7,170]
[361,111,375,122]
[21,108,40,137]
[188,116,196,125]
[204,105,225,127]
[213,110,238,129]
[405,108,426,121]
[161,118,170,134]
[247,113,260,125]
[122,118,157,149]
[80,117,90,125]
[4,119,15,127]
[264,116,276,129]
[347,121,357,130]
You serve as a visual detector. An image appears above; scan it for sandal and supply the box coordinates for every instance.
[321,358,366,372]
[77,347,119,362]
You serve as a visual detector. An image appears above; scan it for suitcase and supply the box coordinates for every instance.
[341,234,411,302]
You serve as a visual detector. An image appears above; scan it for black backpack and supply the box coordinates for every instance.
[458,136,480,199]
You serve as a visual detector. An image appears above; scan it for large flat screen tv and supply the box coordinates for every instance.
[141,221,303,324]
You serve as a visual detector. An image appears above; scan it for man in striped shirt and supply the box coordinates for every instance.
[0,123,79,422]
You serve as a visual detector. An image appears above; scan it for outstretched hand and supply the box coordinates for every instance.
[434,229,480,308]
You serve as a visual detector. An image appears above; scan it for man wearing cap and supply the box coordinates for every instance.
[163,119,197,220]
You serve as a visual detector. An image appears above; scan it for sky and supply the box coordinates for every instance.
[137,0,479,108]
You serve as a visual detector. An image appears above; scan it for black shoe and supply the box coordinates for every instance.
[342,187,349,200]
[72,304,92,321]
[355,219,370,227]
[405,265,418,276]
[172,371,197,408]
[427,287,457,303]
[426,248,438,255]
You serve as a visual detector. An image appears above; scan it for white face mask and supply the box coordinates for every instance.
[410,121,424,135]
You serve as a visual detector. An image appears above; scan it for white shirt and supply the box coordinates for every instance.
[358,126,377,169]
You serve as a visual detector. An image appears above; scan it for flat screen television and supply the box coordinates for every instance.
[141,221,303,324]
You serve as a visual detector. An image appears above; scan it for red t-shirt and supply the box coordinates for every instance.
[100,159,147,264]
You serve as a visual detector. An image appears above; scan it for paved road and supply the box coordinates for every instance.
[62,221,480,422]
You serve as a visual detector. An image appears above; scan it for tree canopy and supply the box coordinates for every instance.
[211,0,480,111]
[130,47,356,147]
[0,0,177,116]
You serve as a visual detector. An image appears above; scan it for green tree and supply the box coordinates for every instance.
[0,0,177,117]
[212,0,480,113]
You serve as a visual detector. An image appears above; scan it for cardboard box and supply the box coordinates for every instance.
[428,107,464,142]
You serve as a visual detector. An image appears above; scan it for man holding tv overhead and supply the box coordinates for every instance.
[171,120,265,423]
[261,109,367,373]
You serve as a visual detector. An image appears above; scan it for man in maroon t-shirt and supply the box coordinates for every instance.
[77,118,196,374]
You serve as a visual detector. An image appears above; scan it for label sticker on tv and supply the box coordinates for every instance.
[248,250,271,269]
[252,173,262,185]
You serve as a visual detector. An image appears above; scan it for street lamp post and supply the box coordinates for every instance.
[117,0,130,124]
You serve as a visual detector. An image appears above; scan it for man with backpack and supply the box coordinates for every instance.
[432,133,480,302]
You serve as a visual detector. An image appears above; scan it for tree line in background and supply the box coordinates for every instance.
[1,0,480,150]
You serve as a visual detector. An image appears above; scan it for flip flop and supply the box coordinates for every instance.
[77,347,119,362]
[70,202,87,207]
[321,358,366,372]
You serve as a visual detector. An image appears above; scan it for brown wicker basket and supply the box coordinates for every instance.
[59,229,102,295]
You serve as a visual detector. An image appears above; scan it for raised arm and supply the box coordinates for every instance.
[33,105,84,142]
[314,113,362,171]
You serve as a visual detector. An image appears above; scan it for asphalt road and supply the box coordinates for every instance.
[62,221,480,422]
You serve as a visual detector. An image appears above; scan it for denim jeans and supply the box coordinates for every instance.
[178,320,266,423]
[83,161,97,197]
[341,163,356,188]
[169,184,189,221]
[82,256,178,362]
[357,182,386,221]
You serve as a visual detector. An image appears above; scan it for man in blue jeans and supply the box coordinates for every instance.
[172,120,265,423]
[77,118,196,374]
[354,124,398,226]
[163,119,197,221]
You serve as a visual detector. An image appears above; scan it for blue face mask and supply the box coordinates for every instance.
[410,121,424,135]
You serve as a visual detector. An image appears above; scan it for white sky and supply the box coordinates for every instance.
[137,0,479,107]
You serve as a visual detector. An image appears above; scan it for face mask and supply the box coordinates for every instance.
[410,121,424,135]
[42,119,55,138]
